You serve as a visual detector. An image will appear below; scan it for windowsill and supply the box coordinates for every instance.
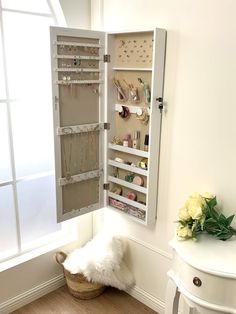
[0,223,77,273]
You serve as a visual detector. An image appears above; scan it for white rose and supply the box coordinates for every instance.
[179,207,191,222]
[202,192,214,199]
[177,225,192,239]
[188,206,203,219]
[185,193,204,220]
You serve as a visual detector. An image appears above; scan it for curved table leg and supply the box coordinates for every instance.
[165,278,180,314]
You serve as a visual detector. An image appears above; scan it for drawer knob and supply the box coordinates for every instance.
[193,277,202,287]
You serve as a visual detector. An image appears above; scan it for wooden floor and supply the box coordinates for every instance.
[11,285,157,314]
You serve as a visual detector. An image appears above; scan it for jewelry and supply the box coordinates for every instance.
[113,79,127,102]
[127,192,137,201]
[114,157,125,163]
[111,186,122,195]
[125,174,134,183]
[123,80,140,103]
[133,175,144,186]
[119,40,125,48]
[119,106,130,119]
[138,158,148,170]
[138,77,151,105]
[136,107,149,125]
[111,136,122,145]
[62,131,74,181]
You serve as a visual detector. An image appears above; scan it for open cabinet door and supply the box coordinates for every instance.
[50,27,106,222]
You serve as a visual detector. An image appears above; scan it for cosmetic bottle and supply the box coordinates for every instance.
[123,133,132,147]
[132,131,140,149]
[144,134,149,151]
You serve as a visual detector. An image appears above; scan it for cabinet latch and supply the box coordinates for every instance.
[103,54,111,63]
[156,97,163,112]
[104,122,110,130]
[103,183,110,190]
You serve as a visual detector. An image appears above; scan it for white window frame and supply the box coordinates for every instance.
[0,0,76,268]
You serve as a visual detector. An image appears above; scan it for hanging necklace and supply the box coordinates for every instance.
[62,132,74,181]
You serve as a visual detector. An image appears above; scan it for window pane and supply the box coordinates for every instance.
[0,185,18,259]
[0,103,12,182]
[0,30,6,99]
[3,12,53,100]
[2,0,51,14]
[3,12,55,177]
[17,175,60,246]
[11,100,54,178]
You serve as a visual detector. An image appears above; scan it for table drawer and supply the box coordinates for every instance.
[173,253,236,309]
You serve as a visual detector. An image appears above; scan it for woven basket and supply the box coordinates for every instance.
[55,251,106,300]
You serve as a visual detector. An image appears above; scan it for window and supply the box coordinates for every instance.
[0,0,66,262]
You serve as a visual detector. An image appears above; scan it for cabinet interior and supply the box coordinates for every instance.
[51,27,166,225]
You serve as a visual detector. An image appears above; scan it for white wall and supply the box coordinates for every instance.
[59,0,91,28]
[92,0,236,311]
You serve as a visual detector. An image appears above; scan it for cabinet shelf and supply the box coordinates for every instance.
[108,159,148,176]
[108,143,148,158]
[108,191,146,211]
[112,67,152,71]
[108,175,147,194]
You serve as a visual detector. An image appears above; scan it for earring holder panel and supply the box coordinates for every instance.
[55,40,102,48]
[113,32,153,69]
[56,68,101,73]
[56,35,100,53]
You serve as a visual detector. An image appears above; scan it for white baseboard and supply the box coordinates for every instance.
[128,285,165,314]
[0,274,65,314]
[0,274,166,314]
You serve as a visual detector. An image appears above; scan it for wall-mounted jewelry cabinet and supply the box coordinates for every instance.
[50,27,166,226]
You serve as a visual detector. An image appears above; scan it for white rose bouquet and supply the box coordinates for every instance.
[177,192,236,241]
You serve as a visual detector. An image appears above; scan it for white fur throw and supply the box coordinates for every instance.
[63,233,135,291]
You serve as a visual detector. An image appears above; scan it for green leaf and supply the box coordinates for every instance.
[205,196,217,209]
[208,207,220,220]
[217,232,234,241]
[218,214,228,226]
[226,214,235,226]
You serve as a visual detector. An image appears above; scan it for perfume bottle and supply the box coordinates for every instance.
[144,134,149,151]
[132,131,140,149]
[123,133,132,147]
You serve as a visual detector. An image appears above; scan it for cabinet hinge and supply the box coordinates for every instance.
[104,122,110,130]
[103,183,110,190]
[103,54,111,63]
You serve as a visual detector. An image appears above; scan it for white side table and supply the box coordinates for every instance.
[165,234,236,314]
